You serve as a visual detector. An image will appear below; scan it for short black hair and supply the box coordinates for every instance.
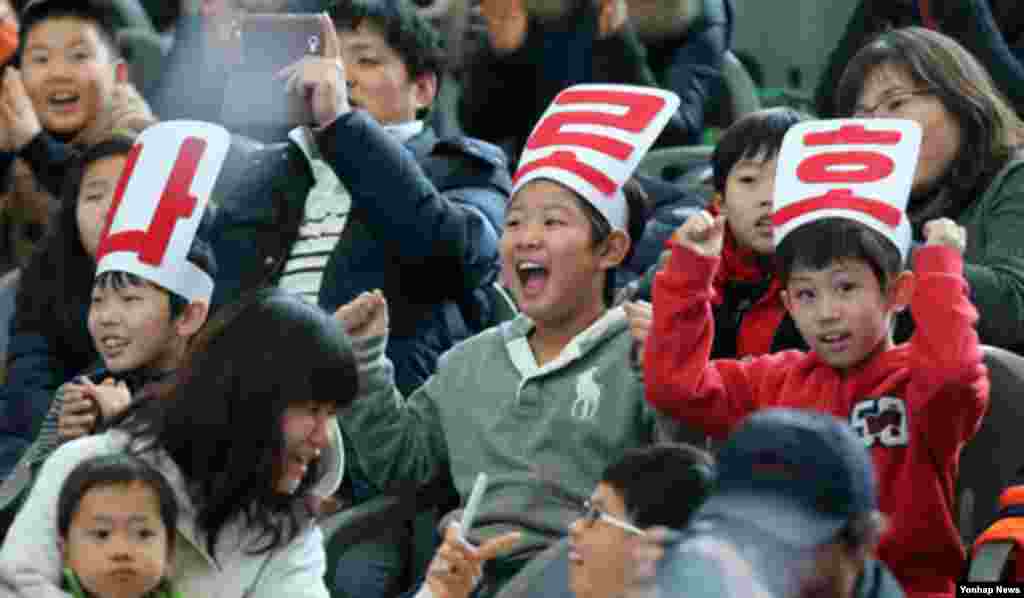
[57,453,178,551]
[602,443,715,530]
[18,0,121,62]
[775,218,903,290]
[328,0,445,114]
[93,237,219,321]
[574,177,653,307]
[711,107,810,194]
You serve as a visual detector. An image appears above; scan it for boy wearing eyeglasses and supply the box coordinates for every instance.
[417,443,715,598]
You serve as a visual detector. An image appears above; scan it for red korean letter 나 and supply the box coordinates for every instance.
[96,137,208,265]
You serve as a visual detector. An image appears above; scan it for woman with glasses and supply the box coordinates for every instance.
[834,26,1024,352]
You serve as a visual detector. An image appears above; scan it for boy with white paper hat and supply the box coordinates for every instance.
[643,118,989,597]
[52,121,222,444]
[334,84,680,597]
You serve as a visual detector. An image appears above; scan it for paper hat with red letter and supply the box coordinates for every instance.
[511,84,681,231]
[95,121,230,304]
[772,118,922,263]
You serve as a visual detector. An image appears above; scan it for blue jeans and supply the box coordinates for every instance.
[331,517,410,598]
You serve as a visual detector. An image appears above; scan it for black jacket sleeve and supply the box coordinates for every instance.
[317,111,503,296]
[937,0,1024,114]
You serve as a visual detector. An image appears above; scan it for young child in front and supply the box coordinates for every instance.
[644,119,988,598]
[57,453,181,598]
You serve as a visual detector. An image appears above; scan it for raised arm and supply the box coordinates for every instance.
[333,292,450,493]
[317,111,504,296]
[643,212,760,439]
[907,220,988,456]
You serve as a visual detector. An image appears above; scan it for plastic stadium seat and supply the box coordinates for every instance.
[637,145,713,186]
[956,345,1024,544]
[117,27,172,100]
[703,50,762,131]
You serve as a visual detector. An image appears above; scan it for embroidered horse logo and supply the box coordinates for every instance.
[571,367,602,421]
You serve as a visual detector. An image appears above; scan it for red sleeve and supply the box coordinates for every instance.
[908,245,989,454]
[643,243,768,440]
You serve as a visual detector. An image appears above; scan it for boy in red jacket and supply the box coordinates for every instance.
[644,119,989,598]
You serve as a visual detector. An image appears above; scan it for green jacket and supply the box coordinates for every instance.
[958,157,1024,351]
[340,308,659,552]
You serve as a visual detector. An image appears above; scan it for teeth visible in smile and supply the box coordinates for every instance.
[822,334,845,342]
[102,338,127,349]
[518,261,543,272]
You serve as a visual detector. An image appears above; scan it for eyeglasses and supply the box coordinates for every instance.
[852,89,934,117]
[580,499,646,536]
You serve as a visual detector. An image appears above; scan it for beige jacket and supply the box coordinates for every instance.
[0,421,344,598]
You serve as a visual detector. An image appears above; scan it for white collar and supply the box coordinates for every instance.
[288,120,425,160]
[288,126,320,163]
[383,120,425,144]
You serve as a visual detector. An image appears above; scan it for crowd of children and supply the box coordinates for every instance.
[0,0,1017,597]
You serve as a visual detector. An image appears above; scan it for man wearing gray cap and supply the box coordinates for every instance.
[649,408,905,598]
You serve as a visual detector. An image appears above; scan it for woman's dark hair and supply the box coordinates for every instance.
[602,443,715,530]
[57,453,178,551]
[835,27,1024,206]
[125,287,359,558]
[711,107,810,194]
[12,136,135,371]
[575,177,653,306]
[775,218,903,290]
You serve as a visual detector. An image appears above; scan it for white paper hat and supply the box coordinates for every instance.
[512,84,681,230]
[95,121,231,304]
[772,119,922,263]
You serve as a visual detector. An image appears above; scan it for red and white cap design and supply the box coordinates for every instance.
[772,119,922,263]
[95,121,231,304]
[512,84,680,231]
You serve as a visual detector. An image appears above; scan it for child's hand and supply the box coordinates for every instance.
[0,67,42,151]
[425,523,521,598]
[334,290,389,340]
[670,211,726,257]
[58,383,98,442]
[623,300,652,366]
[81,378,132,421]
[597,0,629,38]
[277,14,349,129]
[923,218,967,254]
[478,0,528,53]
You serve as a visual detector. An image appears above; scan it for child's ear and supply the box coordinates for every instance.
[598,230,631,270]
[887,271,915,312]
[175,300,210,338]
[412,71,437,114]
[115,61,128,84]
[781,288,794,315]
[711,192,726,215]
[57,536,66,559]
